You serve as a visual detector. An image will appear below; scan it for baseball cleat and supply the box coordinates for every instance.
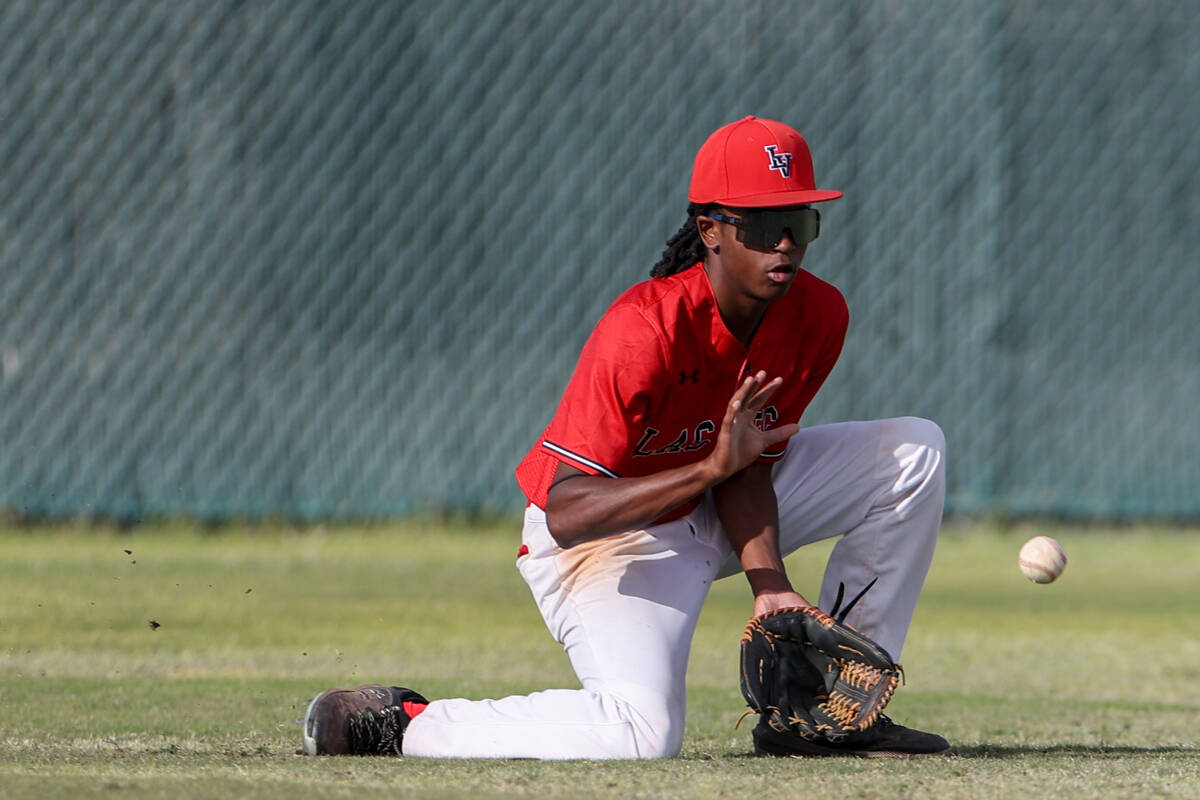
[753,715,950,758]
[302,684,429,755]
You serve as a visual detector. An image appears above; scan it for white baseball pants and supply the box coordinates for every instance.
[403,416,945,760]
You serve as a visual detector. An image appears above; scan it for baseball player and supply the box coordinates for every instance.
[303,116,949,759]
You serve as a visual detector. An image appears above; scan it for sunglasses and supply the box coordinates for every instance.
[707,207,821,251]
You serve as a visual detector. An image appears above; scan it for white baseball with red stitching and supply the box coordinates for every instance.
[1018,536,1067,584]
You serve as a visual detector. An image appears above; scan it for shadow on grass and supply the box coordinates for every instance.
[951,743,1199,758]
[723,743,1199,761]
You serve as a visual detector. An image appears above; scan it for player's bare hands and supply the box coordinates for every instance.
[706,371,799,482]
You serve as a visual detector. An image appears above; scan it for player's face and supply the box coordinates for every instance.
[699,206,809,305]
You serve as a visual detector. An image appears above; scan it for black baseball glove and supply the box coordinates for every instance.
[739,581,901,747]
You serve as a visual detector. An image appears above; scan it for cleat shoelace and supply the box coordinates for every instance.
[347,706,405,755]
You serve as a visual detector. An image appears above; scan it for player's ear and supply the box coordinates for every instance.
[696,213,721,251]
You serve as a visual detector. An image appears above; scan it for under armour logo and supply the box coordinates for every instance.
[764,145,793,178]
[679,369,700,384]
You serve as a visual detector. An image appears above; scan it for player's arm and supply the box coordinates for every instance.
[711,461,811,617]
[545,371,797,548]
[546,460,717,547]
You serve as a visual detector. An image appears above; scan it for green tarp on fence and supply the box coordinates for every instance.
[2,1,1197,520]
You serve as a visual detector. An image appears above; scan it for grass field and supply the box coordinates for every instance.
[1,518,1197,799]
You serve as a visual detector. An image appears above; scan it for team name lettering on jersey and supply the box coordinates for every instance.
[632,407,779,458]
[634,421,716,457]
[755,405,779,429]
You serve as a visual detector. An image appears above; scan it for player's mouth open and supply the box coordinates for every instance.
[766,264,795,283]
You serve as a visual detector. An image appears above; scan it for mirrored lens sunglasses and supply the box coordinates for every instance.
[708,207,820,250]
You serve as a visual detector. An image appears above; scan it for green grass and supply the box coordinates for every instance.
[1,519,1198,798]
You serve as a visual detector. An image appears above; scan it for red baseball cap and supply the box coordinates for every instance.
[688,116,842,207]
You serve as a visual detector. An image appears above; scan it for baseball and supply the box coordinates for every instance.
[1018,536,1067,583]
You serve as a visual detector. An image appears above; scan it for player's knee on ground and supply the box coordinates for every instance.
[629,708,686,759]
[606,688,686,759]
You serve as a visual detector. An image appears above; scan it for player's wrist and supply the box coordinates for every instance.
[698,452,736,485]
[743,567,795,597]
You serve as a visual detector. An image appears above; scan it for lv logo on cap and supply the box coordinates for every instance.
[763,145,793,178]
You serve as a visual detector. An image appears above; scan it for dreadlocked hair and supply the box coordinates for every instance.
[650,203,710,278]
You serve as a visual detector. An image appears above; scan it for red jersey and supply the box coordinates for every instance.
[515,262,848,521]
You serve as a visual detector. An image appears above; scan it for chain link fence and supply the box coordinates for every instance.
[1,1,1197,521]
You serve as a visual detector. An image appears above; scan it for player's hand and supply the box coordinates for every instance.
[753,589,813,619]
[706,371,799,482]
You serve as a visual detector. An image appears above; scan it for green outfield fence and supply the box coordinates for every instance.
[1,1,1197,522]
